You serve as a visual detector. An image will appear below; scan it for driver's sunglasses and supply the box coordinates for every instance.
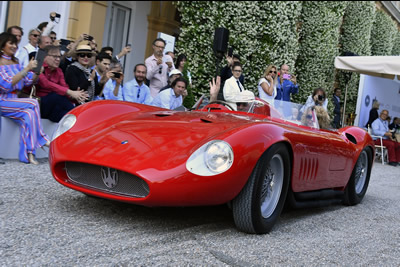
[306,115,313,120]
[237,102,248,106]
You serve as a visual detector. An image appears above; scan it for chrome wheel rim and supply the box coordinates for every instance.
[355,150,368,194]
[260,154,284,218]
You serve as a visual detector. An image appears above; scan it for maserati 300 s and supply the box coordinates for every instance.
[49,98,374,234]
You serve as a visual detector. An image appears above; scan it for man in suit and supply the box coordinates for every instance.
[223,62,245,111]
[219,54,244,101]
[332,88,341,128]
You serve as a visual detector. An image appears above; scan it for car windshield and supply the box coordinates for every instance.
[270,100,320,129]
[239,99,320,129]
[194,96,321,130]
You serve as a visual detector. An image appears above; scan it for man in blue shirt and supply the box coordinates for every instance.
[275,64,298,102]
[123,64,153,105]
[371,109,400,166]
[152,77,187,110]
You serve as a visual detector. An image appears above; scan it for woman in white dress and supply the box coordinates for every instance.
[257,64,277,105]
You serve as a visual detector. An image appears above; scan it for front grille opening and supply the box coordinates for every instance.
[65,162,149,198]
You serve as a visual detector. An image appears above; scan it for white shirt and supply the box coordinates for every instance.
[151,88,182,110]
[223,76,244,110]
[15,46,29,68]
[371,118,389,140]
[103,79,124,100]
[145,54,175,98]
[258,78,276,105]
[23,43,38,55]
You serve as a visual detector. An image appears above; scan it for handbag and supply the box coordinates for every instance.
[18,85,41,104]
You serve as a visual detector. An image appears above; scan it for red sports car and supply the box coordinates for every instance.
[49,99,374,234]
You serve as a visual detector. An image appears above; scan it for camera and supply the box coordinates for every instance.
[60,39,71,52]
[318,95,324,101]
[282,74,291,80]
[50,12,61,22]
[112,72,121,79]
[85,35,94,42]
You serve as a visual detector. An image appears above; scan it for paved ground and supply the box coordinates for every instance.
[0,158,399,266]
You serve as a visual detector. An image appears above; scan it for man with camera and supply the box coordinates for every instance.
[145,38,175,98]
[275,64,298,102]
[102,61,125,100]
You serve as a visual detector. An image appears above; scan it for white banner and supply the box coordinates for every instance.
[158,32,175,55]
[356,75,400,127]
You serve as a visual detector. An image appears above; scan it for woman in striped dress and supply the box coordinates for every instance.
[0,32,50,164]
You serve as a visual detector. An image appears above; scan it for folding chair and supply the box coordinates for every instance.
[368,127,389,165]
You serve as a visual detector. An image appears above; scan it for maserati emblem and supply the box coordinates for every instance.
[101,167,119,189]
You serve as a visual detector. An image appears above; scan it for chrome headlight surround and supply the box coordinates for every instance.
[52,114,76,141]
[186,140,234,176]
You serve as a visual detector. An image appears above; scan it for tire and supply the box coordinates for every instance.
[343,147,372,206]
[232,143,291,234]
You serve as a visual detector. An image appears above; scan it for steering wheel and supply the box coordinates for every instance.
[206,100,235,111]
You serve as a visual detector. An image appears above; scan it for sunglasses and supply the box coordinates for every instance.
[31,34,40,38]
[78,53,92,58]
[306,115,313,120]
[237,102,248,106]
[269,70,277,74]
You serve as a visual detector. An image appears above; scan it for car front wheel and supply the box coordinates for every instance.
[232,143,291,234]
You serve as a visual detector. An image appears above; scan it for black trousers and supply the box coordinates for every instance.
[40,92,75,122]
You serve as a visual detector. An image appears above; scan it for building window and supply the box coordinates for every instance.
[107,3,131,66]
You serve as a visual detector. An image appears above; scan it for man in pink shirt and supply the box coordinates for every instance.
[36,45,88,122]
[145,38,175,98]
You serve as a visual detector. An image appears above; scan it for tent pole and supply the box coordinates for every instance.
[341,83,348,127]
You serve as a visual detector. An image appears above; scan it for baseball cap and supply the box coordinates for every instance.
[169,69,182,77]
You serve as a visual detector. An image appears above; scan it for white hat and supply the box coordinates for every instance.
[169,69,182,77]
[234,90,255,103]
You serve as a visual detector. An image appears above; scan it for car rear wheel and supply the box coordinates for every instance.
[232,143,290,234]
[343,147,372,205]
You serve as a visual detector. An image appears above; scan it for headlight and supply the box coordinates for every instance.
[186,140,234,176]
[52,114,76,141]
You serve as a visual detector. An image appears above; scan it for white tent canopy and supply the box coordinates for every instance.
[335,56,400,80]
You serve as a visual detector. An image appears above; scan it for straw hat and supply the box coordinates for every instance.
[72,44,96,57]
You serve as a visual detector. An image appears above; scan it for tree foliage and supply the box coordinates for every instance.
[175,1,400,119]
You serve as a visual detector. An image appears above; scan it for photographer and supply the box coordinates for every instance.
[275,64,298,102]
[300,88,328,115]
[102,60,125,100]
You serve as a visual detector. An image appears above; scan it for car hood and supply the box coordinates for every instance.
[54,109,258,173]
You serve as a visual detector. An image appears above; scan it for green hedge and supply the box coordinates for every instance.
[336,1,376,120]
[175,1,399,117]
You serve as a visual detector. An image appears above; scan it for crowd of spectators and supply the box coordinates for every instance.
[1,12,399,165]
